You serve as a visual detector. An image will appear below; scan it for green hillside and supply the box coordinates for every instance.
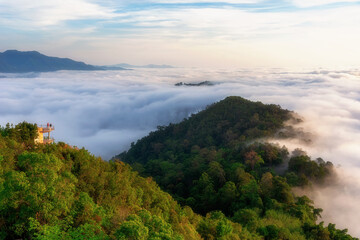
[117,96,356,240]
[0,123,205,239]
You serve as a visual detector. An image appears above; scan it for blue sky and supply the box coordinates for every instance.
[1,0,360,67]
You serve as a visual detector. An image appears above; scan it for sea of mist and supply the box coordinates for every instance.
[0,67,360,236]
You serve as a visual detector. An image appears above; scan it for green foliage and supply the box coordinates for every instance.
[232,208,260,232]
[257,225,280,240]
[116,210,183,240]
[29,218,108,240]
[0,124,202,239]
[287,153,333,186]
[197,211,234,240]
[0,122,38,146]
[115,215,149,240]
[303,222,356,240]
[0,152,76,238]
[259,210,305,240]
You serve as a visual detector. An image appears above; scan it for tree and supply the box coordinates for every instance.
[207,161,226,188]
[232,209,259,232]
[260,172,273,197]
[272,176,294,204]
[244,151,264,170]
[218,181,237,213]
[191,173,217,213]
[115,215,149,240]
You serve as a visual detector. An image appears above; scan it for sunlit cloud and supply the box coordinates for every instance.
[146,0,261,3]
[291,0,360,7]
[0,0,115,28]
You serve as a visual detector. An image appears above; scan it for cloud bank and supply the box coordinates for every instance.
[0,67,360,235]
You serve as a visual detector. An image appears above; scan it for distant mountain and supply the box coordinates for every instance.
[0,50,103,73]
[108,63,175,69]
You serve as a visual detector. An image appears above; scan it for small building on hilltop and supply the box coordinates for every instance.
[35,123,54,144]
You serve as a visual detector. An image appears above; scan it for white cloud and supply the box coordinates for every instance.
[40,4,357,68]
[291,0,360,7]
[115,0,261,3]
[148,0,261,3]
[0,0,115,27]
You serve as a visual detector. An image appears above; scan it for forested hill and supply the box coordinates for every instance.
[116,96,356,239]
[0,50,102,73]
[117,96,291,165]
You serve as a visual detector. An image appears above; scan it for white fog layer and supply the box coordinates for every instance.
[0,68,360,236]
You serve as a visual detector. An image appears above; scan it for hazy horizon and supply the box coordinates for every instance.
[1,0,360,68]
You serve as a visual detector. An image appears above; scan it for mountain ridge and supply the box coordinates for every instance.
[0,50,125,73]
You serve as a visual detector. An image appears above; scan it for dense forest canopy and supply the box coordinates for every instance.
[0,122,205,240]
[0,96,356,239]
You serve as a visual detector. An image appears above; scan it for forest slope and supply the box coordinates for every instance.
[0,123,205,239]
[117,96,356,240]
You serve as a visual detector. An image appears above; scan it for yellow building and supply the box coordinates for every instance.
[35,124,55,144]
